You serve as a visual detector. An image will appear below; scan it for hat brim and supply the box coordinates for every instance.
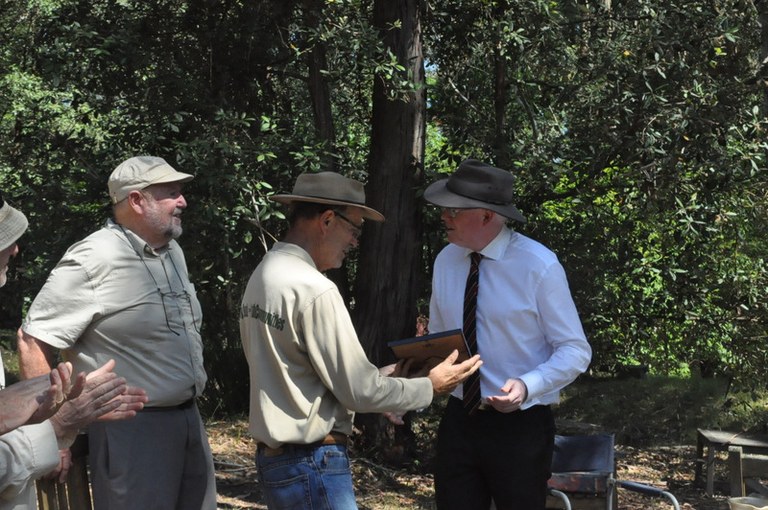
[270,195,385,222]
[149,172,194,186]
[0,204,29,251]
[424,179,527,223]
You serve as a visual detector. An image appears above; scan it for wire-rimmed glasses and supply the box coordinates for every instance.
[333,210,364,240]
[157,288,200,336]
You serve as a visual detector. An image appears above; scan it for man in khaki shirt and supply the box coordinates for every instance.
[17,157,214,510]
[0,194,146,510]
[240,171,482,509]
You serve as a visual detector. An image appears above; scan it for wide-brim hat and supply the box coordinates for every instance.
[0,197,29,251]
[108,156,194,204]
[424,159,526,223]
[270,172,384,222]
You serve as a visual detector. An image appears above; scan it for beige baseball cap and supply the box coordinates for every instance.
[108,156,194,204]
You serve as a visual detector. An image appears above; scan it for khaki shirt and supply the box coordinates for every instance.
[240,242,433,448]
[22,220,206,406]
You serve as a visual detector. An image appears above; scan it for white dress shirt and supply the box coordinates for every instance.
[429,226,592,409]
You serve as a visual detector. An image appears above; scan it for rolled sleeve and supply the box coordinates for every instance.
[22,254,100,349]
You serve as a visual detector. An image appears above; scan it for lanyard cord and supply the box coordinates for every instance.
[116,223,194,336]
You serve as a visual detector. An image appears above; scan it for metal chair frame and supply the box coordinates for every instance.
[547,433,681,510]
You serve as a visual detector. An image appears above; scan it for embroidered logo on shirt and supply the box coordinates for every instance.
[240,304,286,331]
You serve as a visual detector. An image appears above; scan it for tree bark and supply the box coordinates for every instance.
[492,0,511,168]
[303,0,336,171]
[353,0,426,458]
[758,0,768,117]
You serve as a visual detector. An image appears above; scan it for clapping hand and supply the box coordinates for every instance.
[0,362,85,435]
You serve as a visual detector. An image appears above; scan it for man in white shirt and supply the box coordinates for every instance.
[424,160,592,510]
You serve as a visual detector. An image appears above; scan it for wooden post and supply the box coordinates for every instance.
[35,434,91,510]
[730,446,746,497]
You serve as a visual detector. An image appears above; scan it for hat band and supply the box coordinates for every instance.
[445,181,512,206]
[298,193,367,207]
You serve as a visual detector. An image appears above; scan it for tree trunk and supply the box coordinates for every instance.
[303,0,336,171]
[758,0,768,117]
[301,0,355,300]
[353,0,426,459]
[492,0,511,168]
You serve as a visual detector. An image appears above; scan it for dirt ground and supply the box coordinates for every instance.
[208,419,736,510]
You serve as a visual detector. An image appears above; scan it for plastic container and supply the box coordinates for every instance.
[729,496,768,510]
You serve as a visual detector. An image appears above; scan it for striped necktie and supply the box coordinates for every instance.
[462,252,482,414]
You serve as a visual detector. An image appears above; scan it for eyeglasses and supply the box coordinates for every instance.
[119,225,200,336]
[157,288,200,336]
[334,210,364,240]
[442,207,469,218]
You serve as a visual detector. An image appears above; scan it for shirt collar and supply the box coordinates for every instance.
[273,241,318,270]
[462,225,512,262]
[106,219,171,257]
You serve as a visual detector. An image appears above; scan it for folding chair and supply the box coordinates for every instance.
[547,433,680,510]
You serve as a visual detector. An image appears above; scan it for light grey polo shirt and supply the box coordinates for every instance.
[22,220,206,406]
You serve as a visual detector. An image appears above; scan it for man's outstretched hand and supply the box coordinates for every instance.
[427,350,482,395]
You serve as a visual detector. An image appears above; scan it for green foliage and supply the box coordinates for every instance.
[424,0,768,387]
[0,329,20,388]
[0,0,766,416]
[556,376,768,446]
[0,0,428,414]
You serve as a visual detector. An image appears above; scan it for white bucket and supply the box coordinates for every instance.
[729,496,768,510]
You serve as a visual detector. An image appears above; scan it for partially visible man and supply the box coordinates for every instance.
[0,195,27,392]
[0,198,26,290]
[17,156,216,510]
[424,160,592,510]
[1,361,76,436]
[0,195,147,510]
[240,171,482,509]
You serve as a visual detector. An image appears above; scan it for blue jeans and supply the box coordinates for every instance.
[256,443,358,510]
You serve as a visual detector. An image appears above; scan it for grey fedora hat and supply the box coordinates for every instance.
[270,171,384,222]
[424,159,526,223]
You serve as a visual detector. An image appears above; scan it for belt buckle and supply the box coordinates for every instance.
[477,401,491,411]
[322,432,348,446]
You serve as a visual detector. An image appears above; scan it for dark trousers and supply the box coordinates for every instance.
[434,396,555,510]
[88,403,216,510]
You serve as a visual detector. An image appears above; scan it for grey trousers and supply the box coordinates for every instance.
[88,402,216,510]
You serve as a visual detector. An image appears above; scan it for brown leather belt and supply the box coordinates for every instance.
[257,432,348,457]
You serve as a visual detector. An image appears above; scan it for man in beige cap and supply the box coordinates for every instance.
[17,157,216,510]
[0,194,147,510]
[240,171,482,509]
